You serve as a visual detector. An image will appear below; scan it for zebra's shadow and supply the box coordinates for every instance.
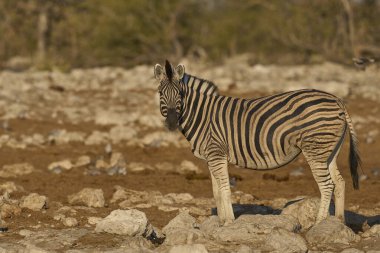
[211,200,380,233]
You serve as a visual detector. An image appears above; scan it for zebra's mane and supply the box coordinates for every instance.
[182,73,219,95]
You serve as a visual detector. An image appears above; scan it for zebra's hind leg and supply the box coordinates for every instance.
[208,156,235,226]
[303,152,334,224]
[329,155,346,222]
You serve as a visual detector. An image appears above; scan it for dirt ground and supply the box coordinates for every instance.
[0,91,379,243]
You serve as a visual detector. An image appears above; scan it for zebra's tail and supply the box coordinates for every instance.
[340,101,361,190]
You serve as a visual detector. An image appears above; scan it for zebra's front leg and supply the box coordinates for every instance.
[208,156,235,226]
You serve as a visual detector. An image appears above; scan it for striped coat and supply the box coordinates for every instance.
[154,61,360,226]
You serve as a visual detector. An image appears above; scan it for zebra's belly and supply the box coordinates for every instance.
[232,146,301,170]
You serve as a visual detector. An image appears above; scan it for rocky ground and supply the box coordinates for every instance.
[0,57,379,252]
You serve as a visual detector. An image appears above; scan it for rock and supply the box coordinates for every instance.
[85,131,109,145]
[362,224,380,238]
[262,228,308,253]
[95,209,149,236]
[68,188,105,208]
[109,125,137,144]
[1,203,22,218]
[282,197,319,230]
[88,216,102,225]
[63,217,78,227]
[162,211,204,245]
[164,193,194,204]
[178,160,201,175]
[107,152,127,176]
[0,181,24,194]
[74,156,91,167]
[0,163,34,178]
[48,159,73,171]
[168,244,208,253]
[20,193,48,211]
[155,162,175,173]
[48,129,86,145]
[305,217,360,247]
[205,214,300,244]
[163,211,198,233]
[340,248,364,253]
[128,162,155,173]
[18,228,89,251]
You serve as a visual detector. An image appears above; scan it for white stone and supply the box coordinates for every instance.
[305,217,360,246]
[74,156,91,167]
[168,244,208,253]
[178,160,201,175]
[20,193,48,211]
[164,193,194,204]
[88,216,102,225]
[282,197,319,230]
[63,217,78,227]
[109,125,137,144]
[95,209,148,236]
[48,159,73,171]
[362,224,380,238]
[0,163,34,178]
[0,181,24,194]
[68,188,105,208]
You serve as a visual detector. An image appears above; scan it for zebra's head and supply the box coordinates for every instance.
[154,60,185,131]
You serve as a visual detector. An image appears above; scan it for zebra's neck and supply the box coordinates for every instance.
[178,73,218,149]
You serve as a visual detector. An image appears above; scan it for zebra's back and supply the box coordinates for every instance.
[210,89,347,170]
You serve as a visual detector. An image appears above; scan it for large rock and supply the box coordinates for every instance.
[168,244,208,253]
[305,217,360,247]
[95,209,149,236]
[0,163,34,178]
[163,211,204,246]
[262,228,308,253]
[362,224,380,238]
[68,188,105,208]
[0,181,24,194]
[20,193,48,211]
[282,197,319,230]
[202,214,300,244]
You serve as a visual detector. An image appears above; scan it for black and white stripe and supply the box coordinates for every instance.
[154,61,360,225]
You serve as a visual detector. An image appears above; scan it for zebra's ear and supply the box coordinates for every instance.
[176,64,185,79]
[154,64,164,80]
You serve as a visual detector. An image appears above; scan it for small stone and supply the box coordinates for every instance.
[53,214,65,221]
[359,174,368,181]
[168,244,208,253]
[105,143,112,155]
[0,181,24,194]
[95,159,108,170]
[164,193,194,204]
[88,216,102,225]
[48,159,73,171]
[95,209,149,236]
[371,168,380,177]
[20,193,48,211]
[1,203,22,218]
[0,163,34,178]
[19,229,33,237]
[63,217,78,227]
[68,188,105,208]
[74,156,91,167]
[178,160,201,175]
[290,167,305,177]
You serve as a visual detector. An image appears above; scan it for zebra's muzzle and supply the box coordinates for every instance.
[165,108,178,131]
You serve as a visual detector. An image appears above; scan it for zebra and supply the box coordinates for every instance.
[154,60,360,226]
